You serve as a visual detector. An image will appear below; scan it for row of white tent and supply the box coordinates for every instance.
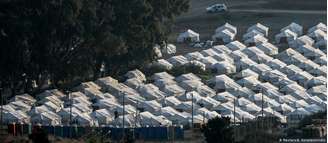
[3,22,326,127]
[3,69,325,127]
[177,22,326,52]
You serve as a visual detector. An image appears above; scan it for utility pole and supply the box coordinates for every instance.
[191,92,194,129]
[122,91,125,141]
[67,91,72,138]
[0,86,3,128]
[261,88,264,118]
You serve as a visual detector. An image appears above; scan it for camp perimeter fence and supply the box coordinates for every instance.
[5,123,184,141]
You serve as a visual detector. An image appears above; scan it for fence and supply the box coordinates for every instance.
[6,123,184,141]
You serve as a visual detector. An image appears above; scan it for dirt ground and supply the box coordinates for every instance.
[167,0,327,56]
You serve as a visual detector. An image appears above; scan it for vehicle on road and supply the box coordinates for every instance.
[206,4,228,13]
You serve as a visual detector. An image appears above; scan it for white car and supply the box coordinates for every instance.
[206,4,227,13]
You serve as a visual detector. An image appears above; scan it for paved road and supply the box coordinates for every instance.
[229,9,326,15]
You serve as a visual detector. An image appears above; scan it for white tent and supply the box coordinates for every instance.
[212,53,234,63]
[236,97,253,107]
[309,66,327,77]
[138,111,172,127]
[304,104,324,114]
[234,69,259,79]
[176,73,201,82]
[95,76,119,92]
[200,48,220,57]
[241,103,261,114]
[308,23,327,34]
[274,103,295,115]
[275,29,297,44]
[178,80,204,92]
[212,62,236,75]
[160,107,190,125]
[138,84,166,100]
[266,59,287,70]
[75,81,101,91]
[299,60,320,71]
[236,76,260,90]
[212,29,235,43]
[290,71,313,86]
[261,70,287,85]
[28,106,51,118]
[176,91,203,102]
[247,23,269,36]
[90,109,114,125]
[235,58,257,71]
[139,100,162,113]
[153,46,162,58]
[292,100,310,108]
[306,76,326,89]
[200,56,219,68]
[153,78,177,89]
[215,23,237,34]
[280,83,305,94]
[249,53,273,64]
[72,103,92,113]
[125,69,146,82]
[196,108,221,119]
[308,29,326,42]
[177,29,200,43]
[281,65,303,77]
[281,22,303,36]
[9,101,32,112]
[314,37,327,50]
[125,78,143,90]
[152,72,175,81]
[36,89,66,100]
[313,56,327,66]
[212,45,232,54]
[153,59,173,70]
[31,111,61,125]
[162,84,186,96]
[212,92,236,102]
[175,101,201,113]
[3,110,30,124]
[161,96,182,107]
[243,30,264,41]
[167,55,189,66]
[196,97,220,109]
[226,41,246,51]
[93,98,120,109]
[242,46,265,57]
[10,94,36,106]
[162,44,177,55]
[256,42,279,56]
[229,50,248,61]
[244,34,268,46]
[110,114,137,128]
[58,107,83,124]
[290,35,315,48]
[185,51,205,61]
[250,64,272,74]
[209,75,242,92]
[307,85,327,100]
[197,85,216,97]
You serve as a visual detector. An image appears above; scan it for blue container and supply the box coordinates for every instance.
[54,126,63,137]
[62,126,70,138]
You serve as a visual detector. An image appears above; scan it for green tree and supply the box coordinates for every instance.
[202,117,233,143]
[0,0,190,94]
